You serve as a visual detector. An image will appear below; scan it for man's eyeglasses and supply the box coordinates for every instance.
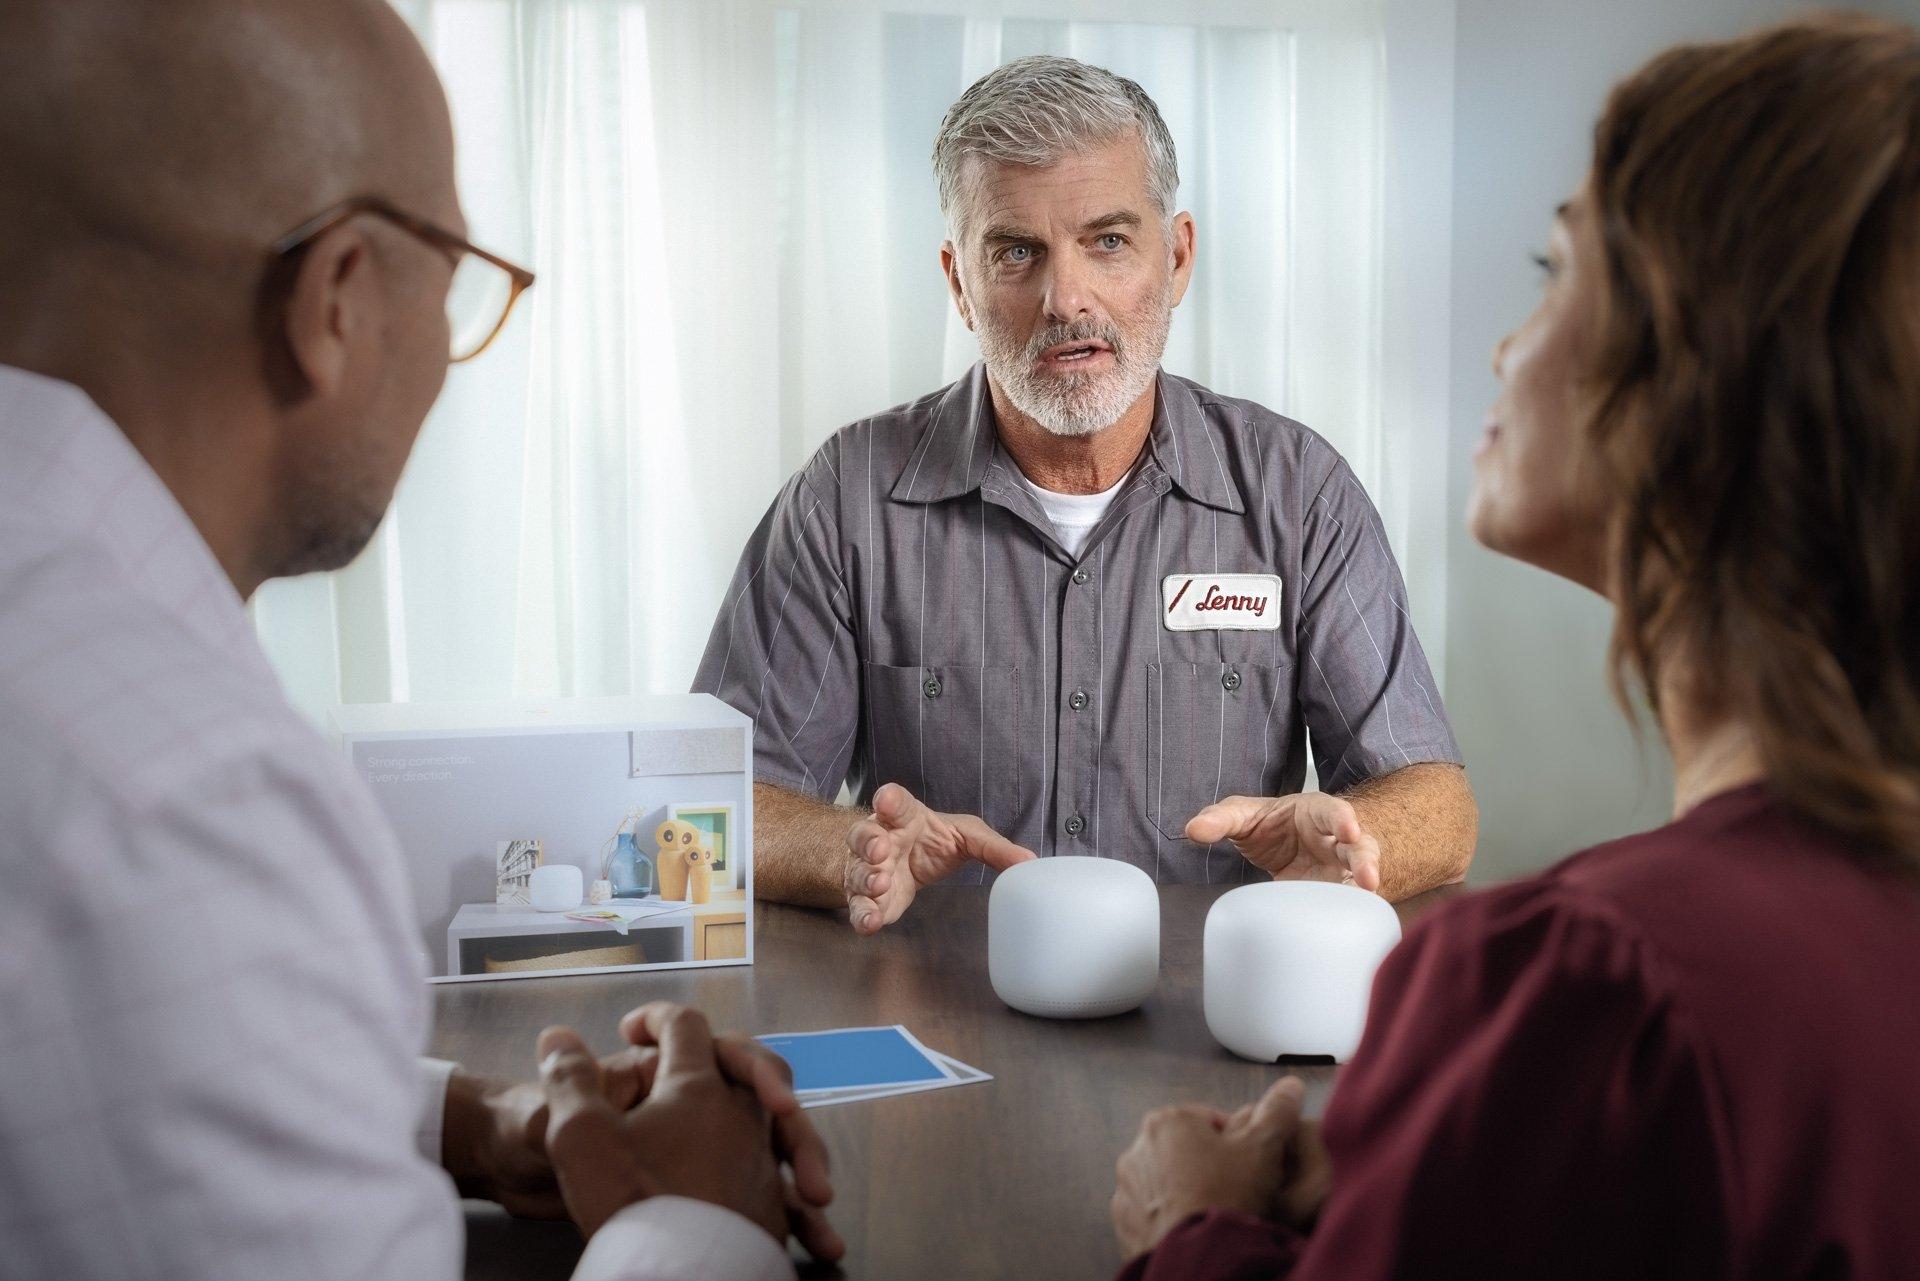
[271,196,535,363]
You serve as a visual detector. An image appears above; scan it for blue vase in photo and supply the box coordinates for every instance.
[608,832,656,899]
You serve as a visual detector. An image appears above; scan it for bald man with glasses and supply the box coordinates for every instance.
[0,2,836,1278]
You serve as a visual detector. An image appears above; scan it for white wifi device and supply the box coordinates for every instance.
[1204,881,1401,1062]
[989,856,1159,1018]
[529,863,584,912]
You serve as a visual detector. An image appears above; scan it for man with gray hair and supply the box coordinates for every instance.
[699,57,1478,932]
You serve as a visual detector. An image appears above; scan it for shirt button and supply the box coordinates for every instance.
[1067,689,1089,711]
[1064,814,1086,836]
[923,673,943,699]
[1222,669,1242,692]
[1071,567,1090,585]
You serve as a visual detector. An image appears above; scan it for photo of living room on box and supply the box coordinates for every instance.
[330,695,753,983]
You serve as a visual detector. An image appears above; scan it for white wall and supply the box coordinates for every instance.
[1444,0,1919,882]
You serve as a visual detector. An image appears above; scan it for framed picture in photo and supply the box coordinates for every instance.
[669,802,735,890]
[495,837,544,905]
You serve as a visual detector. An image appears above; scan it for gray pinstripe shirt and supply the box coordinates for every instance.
[695,363,1461,883]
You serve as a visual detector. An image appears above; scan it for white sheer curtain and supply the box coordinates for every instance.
[252,0,1453,724]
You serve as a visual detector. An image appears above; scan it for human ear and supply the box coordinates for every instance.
[1166,212,1197,309]
[281,226,380,396]
[940,240,975,331]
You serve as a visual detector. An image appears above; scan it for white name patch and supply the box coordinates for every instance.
[1162,573,1283,632]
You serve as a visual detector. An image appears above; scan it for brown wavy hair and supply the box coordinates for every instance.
[1583,13,1920,869]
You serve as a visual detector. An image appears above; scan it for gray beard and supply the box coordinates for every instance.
[978,301,1173,438]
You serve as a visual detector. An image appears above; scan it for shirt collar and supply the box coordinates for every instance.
[891,362,1245,514]
[889,363,999,503]
[0,363,252,657]
[1145,372,1245,514]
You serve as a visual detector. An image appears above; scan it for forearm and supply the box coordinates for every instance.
[753,780,866,908]
[1340,763,1478,901]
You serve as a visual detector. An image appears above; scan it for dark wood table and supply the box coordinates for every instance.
[441,883,1457,1281]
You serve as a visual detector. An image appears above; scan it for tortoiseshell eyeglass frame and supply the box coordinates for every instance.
[270,195,535,363]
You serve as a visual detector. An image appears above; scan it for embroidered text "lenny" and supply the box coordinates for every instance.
[1162,573,1283,632]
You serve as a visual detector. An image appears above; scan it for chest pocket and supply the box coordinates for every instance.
[1145,661,1286,840]
[860,662,1021,818]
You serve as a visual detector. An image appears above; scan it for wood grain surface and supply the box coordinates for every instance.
[444,883,1460,1281]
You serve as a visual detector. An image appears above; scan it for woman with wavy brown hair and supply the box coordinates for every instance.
[1106,14,1920,1279]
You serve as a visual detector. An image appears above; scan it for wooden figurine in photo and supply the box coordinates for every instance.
[687,842,717,905]
[654,818,700,900]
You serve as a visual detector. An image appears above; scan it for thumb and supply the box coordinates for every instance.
[1184,795,1272,845]
[872,782,925,829]
[1302,794,1362,844]
[956,815,1038,872]
[537,1026,607,1120]
[537,1027,652,1239]
[1341,837,1383,892]
[1239,1075,1306,1145]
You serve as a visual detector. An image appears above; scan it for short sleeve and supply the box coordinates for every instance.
[694,448,860,801]
[1292,883,1731,1278]
[1295,458,1460,793]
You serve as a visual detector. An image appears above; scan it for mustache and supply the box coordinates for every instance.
[1024,320,1126,364]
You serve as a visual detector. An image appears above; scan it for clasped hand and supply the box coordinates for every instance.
[1111,1076,1330,1260]
[457,1001,843,1263]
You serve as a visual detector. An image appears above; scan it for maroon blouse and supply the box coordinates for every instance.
[1121,785,1920,1280]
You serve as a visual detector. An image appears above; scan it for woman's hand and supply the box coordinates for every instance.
[1111,1076,1325,1259]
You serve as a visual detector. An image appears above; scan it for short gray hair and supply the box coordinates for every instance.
[933,56,1179,237]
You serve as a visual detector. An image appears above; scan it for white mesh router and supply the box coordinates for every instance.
[529,863,584,912]
[989,857,1160,1018]
[1204,881,1402,1062]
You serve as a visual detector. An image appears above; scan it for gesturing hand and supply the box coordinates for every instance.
[1111,1077,1323,1260]
[844,782,1036,935]
[1184,792,1382,892]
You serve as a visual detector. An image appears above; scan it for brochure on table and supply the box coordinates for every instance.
[757,1026,994,1109]
[331,694,754,984]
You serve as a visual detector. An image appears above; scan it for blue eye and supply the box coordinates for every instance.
[1004,245,1033,263]
[1098,234,1125,251]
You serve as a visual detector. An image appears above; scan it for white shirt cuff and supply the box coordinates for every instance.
[573,1196,795,1281]
[416,1056,459,1167]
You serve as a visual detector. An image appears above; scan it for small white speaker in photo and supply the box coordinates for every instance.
[989,856,1159,1019]
[529,863,585,913]
[1204,881,1401,1062]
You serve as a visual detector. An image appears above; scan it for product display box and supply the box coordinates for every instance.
[331,695,753,983]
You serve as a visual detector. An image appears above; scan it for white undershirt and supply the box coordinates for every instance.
[1017,466,1135,559]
